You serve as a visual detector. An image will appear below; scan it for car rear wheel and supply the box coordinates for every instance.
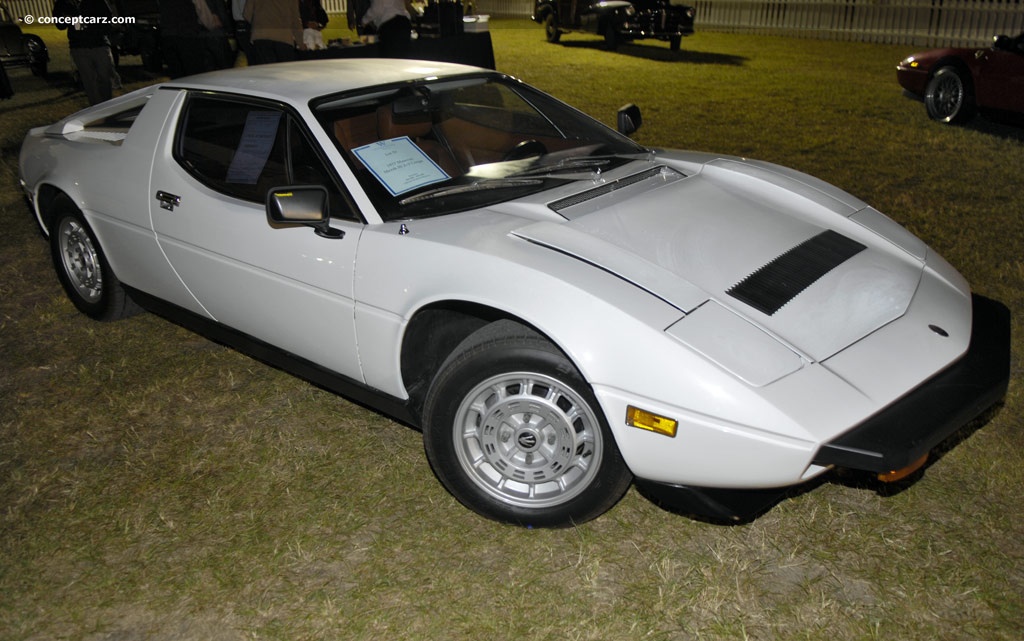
[422,320,632,527]
[924,66,975,124]
[543,14,561,43]
[50,198,141,321]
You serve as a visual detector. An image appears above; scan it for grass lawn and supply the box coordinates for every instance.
[1,19,1022,641]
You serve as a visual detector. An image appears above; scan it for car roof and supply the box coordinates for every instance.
[164,59,490,105]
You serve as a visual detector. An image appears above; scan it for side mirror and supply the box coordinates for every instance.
[266,186,343,238]
[617,103,642,136]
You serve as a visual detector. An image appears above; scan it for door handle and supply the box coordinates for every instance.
[156,191,181,211]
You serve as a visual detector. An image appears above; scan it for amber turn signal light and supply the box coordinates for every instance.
[626,406,678,438]
[877,454,929,483]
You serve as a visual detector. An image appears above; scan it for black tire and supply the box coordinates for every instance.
[543,14,561,43]
[24,35,48,77]
[49,197,142,321]
[604,26,619,51]
[924,66,976,124]
[422,320,633,527]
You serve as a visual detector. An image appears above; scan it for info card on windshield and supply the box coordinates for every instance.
[353,137,450,196]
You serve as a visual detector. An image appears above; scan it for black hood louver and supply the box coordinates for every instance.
[727,230,866,316]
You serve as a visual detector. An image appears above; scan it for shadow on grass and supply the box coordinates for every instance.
[902,92,1024,141]
[114,62,165,85]
[966,113,1024,142]
[558,39,747,65]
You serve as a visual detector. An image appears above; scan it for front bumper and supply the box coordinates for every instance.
[896,65,929,97]
[0,53,31,68]
[630,10,695,38]
[812,293,1010,473]
[638,293,1011,521]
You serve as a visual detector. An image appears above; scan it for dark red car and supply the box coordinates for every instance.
[897,32,1024,124]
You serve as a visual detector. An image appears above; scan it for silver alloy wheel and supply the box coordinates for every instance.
[452,371,602,509]
[927,71,964,121]
[57,217,103,304]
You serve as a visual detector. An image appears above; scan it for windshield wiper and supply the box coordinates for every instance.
[399,178,544,205]
[508,157,612,178]
[506,150,658,178]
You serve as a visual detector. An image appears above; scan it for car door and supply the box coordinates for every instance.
[149,90,366,382]
[975,37,1024,112]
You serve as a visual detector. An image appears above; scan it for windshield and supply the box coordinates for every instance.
[313,74,646,221]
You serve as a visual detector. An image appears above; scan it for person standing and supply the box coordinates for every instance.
[194,0,236,70]
[244,0,304,64]
[361,0,413,58]
[299,0,328,51]
[53,0,116,104]
[232,0,251,59]
[160,0,202,78]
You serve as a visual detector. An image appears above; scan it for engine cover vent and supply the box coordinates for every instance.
[548,167,671,213]
[727,229,866,316]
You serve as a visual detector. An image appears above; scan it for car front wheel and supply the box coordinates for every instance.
[422,320,633,527]
[50,198,141,321]
[924,66,975,124]
[604,27,619,50]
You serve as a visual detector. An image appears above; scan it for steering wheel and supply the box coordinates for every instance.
[503,140,548,162]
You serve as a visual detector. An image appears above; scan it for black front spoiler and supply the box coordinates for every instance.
[638,293,1011,522]
[812,293,1010,473]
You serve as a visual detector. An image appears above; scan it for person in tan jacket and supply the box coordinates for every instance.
[244,0,304,64]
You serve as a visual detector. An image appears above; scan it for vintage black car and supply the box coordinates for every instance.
[112,0,162,72]
[533,0,695,51]
[0,3,48,76]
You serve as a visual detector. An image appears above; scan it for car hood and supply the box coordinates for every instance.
[904,46,977,63]
[510,157,925,362]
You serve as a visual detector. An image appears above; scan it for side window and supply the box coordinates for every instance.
[176,95,358,219]
[177,97,288,203]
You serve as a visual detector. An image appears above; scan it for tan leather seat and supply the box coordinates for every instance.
[375,106,461,176]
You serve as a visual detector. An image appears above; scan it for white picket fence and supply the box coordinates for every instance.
[7,0,1023,48]
[690,0,1024,47]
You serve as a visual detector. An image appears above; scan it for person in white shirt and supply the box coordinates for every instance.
[361,0,414,57]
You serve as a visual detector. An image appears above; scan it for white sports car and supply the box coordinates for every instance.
[19,60,1010,526]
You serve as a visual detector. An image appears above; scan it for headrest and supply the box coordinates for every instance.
[377,105,432,140]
